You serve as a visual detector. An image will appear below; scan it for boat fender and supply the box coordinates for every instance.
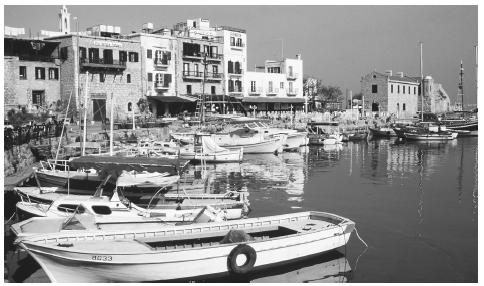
[227,244,257,275]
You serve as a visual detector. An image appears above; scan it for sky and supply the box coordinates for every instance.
[4,5,478,106]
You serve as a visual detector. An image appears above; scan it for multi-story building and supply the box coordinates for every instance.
[127,24,179,117]
[243,55,304,111]
[361,70,420,119]
[4,34,61,113]
[46,23,143,122]
[216,25,247,106]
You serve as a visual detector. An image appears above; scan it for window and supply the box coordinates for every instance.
[408,86,410,94]
[128,52,139,62]
[414,86,416,94]
[91,205,112,215]
[251,81,256,92]
[19,66,27,80]
[211,86,216,95]
[403,85,405,94]
[32,91,45,107]
[128,102,132,111]
[79,47,87,59]
[230,37,235,46]
[391,84,393,93]
[371,84,377,93]
[234,62,241,74]
[57,204,84,213]
[147,73,153,82]
[127,74,131,83]
[147,49,152,59]
[228,61,233,74]
[35,67,45,80]
[211,46,218,56]
[288,66,293,77]
[163,74,172,87]
[119,51,127,62]
[289,82,294,93]
[397,85,400,94]
[49,68,59,80]
[280,82,284,89]
[194,64,199,76]
[100,73,105,82]
[88,48,99,63]
[183,63,190,74]
[229,80,234,92]
[187,85,192,95]
[236,38,242,47]
[103,49,113,64]
[268,81,273,92]
[403,103,406,111]
[60,47,68,60]
[397,103,400,111]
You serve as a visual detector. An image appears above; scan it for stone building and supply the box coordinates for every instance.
[4,36,61,114]
[361,71,420,119]
[46,25,143,122]
[419,76,451,114]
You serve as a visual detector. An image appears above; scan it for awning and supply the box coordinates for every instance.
[148,95,198,103]
[242,97,305,103]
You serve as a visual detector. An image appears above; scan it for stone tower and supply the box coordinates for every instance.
[59,5,71,34]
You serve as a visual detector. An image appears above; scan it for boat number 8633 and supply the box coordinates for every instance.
[92,255,112,261]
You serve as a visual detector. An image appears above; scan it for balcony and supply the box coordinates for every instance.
[249,87,263,96]
[80,58,126,71]
[182,51,203,60]
[228,87,243,94]
[205,53,223,62]
[154,59,169,68]
[287,73,299,80]
[228,69,244,76]
[19,55,59,63]
[230,43,245,50]
[287,88,299,96]
[182,71,203,80]
[205,72,223,81]
[154,82,170,90]
[266,88,280,96]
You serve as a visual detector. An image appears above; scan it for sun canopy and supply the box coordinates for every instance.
[116,171,180,188]
[201,136,228,153]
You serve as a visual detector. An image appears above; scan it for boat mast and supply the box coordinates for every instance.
[82,71,89,156]
[475,45,478,105]
[110,92,114,156]
[458,60,464,111]
[420,42,424,121]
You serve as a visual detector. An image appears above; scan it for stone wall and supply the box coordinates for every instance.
[361,72,389,111]
[4,144,36,177]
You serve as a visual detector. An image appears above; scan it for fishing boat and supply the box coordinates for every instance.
[368,126,397,137]
[179,135,243,162]
[308,132,343,145]
[15,211,355,282]
[242,121,308,150]
[34,160,103,190]
[212,130,284,154]
[400,122,458,141]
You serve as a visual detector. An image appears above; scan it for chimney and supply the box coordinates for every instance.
[296,54,301,60]
[385,70,393,76]
[397,72,404,78]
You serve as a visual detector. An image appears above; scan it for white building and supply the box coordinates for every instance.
[243,55,304,111]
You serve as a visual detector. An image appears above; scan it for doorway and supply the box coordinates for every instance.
[92,99,106,122]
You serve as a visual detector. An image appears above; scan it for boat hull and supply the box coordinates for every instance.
[222,138,283,154]
[35,171,103,190]
[403,132,458,141]
[368,127,396,137]
[21,222,353,282]
[284,132,308,150]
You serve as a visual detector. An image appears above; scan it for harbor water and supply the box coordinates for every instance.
[5,137,478,283]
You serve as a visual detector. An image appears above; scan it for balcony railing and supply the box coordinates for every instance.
[206,72,222,79]
[230,43,245,48]
[249,87,263,95]
[228,87,243,93]
[287,88,299,96]
[205,53,223,60]
[287,73,299,80]
[182,71,203,78]
[154,82,169,89]
[80,58,126,70]
[266,88,280,95]
[19,55,59,63]
[182,52,223,61]
[154,59,170,67]
[228,69,243,75]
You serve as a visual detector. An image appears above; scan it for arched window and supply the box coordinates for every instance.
[228,61,233,74]
[128,102,132,111]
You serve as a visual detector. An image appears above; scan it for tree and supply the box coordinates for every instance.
[317,85,343,102]
[303,77,323,111]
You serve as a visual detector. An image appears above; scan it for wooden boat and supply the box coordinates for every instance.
[308,133,343,145]
[15,211,355,282]
[403,131,457,141]
[368,127,397,137]
[34,160,103,190]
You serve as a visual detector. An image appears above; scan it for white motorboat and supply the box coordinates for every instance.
[179,135,243,162]
[220,136,284,154]
[15,211,355,282]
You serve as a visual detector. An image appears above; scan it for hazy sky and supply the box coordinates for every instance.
[4,5,478,105]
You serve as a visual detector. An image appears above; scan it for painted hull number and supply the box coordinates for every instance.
[92,255,112,261]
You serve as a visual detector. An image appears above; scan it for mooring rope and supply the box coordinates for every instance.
[354,227,369,248]
[353,226,369,272]
[4,211,16,225]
